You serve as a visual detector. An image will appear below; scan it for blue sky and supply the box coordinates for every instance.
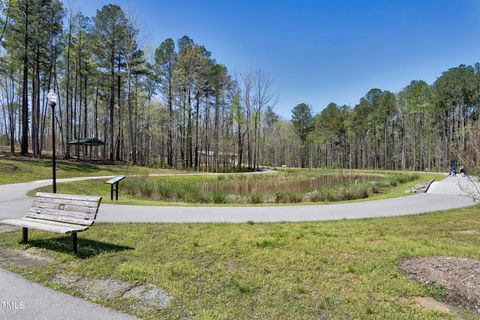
[76,0,480,118]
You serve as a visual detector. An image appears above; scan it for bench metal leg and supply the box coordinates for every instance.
[71,232,78,253]
[21,227,28,243]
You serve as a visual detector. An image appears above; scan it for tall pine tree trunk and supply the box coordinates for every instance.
[20,1,29,155]
[127,66,136,164]
[418,113,424,171]
[109,50,115,161]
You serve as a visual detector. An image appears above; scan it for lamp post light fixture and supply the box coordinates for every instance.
[47,90,58,193]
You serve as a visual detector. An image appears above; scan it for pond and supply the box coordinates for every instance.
[202,174,381,194]
[123,170,417,204]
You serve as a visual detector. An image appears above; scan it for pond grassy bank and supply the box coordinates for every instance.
[28,169,444,206]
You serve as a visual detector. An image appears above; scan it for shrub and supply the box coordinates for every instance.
[326,190,339,202]
[275,191,303,203]
[126,177,156,198]
[275,191,287,203]
[356,186,369,199]
[287,192,304,203]
[368,184,380,194]
[226,194,242,203]
[320,190,332,201]
[249,193,264,204]
[190,191,211,203]
[388,177,399,187]
[309,191,323,202]
[212,191,228,204]
[342,187,356,200]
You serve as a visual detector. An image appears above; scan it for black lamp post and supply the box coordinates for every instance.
[48,90,58,193]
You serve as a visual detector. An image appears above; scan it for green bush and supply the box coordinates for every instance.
[249,193,264,204]
[368,184,380,194]
[342,187,356,200]
[388,177,399,187]
[308,191,323,202]
[212,191,228,204]
[287,192,304,203]
[274,192,288,203]
[356,186,369,199]
[275,191,304,203]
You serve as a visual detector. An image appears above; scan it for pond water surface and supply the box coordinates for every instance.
[202,175,380,194]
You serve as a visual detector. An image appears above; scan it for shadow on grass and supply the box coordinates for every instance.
[27,236,133,259]
[26,159,114,173]
[57,162,105,174]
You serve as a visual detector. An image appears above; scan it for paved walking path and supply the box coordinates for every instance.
[0,173,477,223]
[428,174,480,196]
[0,269,136,320]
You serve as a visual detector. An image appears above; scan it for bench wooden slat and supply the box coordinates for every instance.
[26,212,94,226]
[34,197,100,208]
[36,192,101,203]
[32,200,98,214]
[1,218,88,234]
[28,207,96,220]
[20,217,90,229]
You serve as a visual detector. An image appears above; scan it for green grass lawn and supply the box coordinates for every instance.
[1,206,479,319]
[28,170,445,206]
[0,158,181,185]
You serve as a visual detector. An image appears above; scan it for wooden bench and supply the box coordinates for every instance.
[1,192,102,253]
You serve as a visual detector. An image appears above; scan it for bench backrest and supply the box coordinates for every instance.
[27,192,102,226]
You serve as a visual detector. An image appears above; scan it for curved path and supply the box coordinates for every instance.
[0,174,476,223]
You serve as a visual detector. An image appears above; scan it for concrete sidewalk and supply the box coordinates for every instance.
[428,174,480,196]
[93,193,474,223]
[0,269,135,320]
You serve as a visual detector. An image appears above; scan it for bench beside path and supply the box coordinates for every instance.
[1,192,102,253]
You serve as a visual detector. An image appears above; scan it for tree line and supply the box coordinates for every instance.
[0,1,277,171]
[0,1,478,172]
[291,64,480,171]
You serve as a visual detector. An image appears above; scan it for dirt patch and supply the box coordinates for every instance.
[413,297,452,314]
[52,274,81,287]
[81,279,131,299]
[401,256,480,313]
[0,248,55,268]
[123,284,172,311]
[53,274,129,299]
[225,261,239,271]
[52,274,172,311]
